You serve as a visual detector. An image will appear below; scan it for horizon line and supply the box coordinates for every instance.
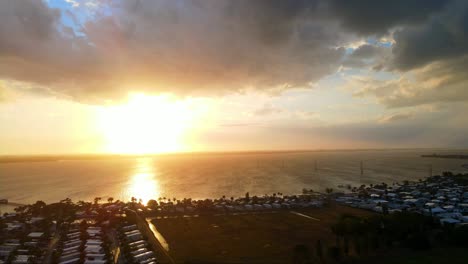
[1,147,467,159]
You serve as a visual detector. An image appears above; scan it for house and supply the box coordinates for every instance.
[59,257,80,264]
[60,252,80,262]
[134,251,154,262]
[440,218,461,226]
[12,255,31,264]
[122,225,137,232]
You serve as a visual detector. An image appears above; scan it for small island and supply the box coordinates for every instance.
[421,154,468,159]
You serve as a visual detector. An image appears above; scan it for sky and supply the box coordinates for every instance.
[1,0,468,155]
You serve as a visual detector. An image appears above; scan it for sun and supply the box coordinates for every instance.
[97,93,194,154]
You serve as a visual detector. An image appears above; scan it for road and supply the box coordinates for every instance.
[128,209,175,264]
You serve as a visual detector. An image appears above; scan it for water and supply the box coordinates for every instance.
[1,149,467,206]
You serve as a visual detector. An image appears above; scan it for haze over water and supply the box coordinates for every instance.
[1,149,468,207]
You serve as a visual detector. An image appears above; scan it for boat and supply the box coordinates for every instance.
[0,199,8,204]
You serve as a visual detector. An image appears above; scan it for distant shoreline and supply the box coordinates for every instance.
[422,154,468,159]
[2,148,467,164]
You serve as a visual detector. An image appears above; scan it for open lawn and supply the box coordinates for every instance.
[357,248,468,264]
[151,205,373,263]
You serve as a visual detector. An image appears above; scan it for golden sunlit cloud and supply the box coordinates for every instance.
[97,93,204,154]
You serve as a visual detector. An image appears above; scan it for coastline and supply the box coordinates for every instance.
[3,147,468,164]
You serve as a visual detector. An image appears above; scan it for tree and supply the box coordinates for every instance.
[31,200,47,215]
[147,199,158,208]
[107,197,114,204]
[94,197,101,205]
[61,198,72,205]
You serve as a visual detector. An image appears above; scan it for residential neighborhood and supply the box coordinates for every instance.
[335,172,468,225]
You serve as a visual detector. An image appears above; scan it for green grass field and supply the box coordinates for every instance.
[151,205,373,263]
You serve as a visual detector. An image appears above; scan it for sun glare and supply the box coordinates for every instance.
[97,94,196,154]
[126,157,161,205]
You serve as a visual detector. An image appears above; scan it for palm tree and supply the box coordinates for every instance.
[61,198,72,205]
[107,197,114,204]
[147,199,158,208]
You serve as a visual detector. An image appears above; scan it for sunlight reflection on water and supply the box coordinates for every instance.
[2,150,468,204]
[126,157,161,205]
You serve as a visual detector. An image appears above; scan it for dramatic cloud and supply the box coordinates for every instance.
[0,0,349,102]
[328,0,450,35]
[0,0,466,107]
[344,0,468,108]
[391,0,468,70]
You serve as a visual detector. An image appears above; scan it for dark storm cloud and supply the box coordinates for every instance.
[391,0,468,70]
[224,0,318,45]
[0,0,466,104]
[0,0,350,102]
[328,0,451,35]
[0,1,61,62]
[343,0,468,108]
